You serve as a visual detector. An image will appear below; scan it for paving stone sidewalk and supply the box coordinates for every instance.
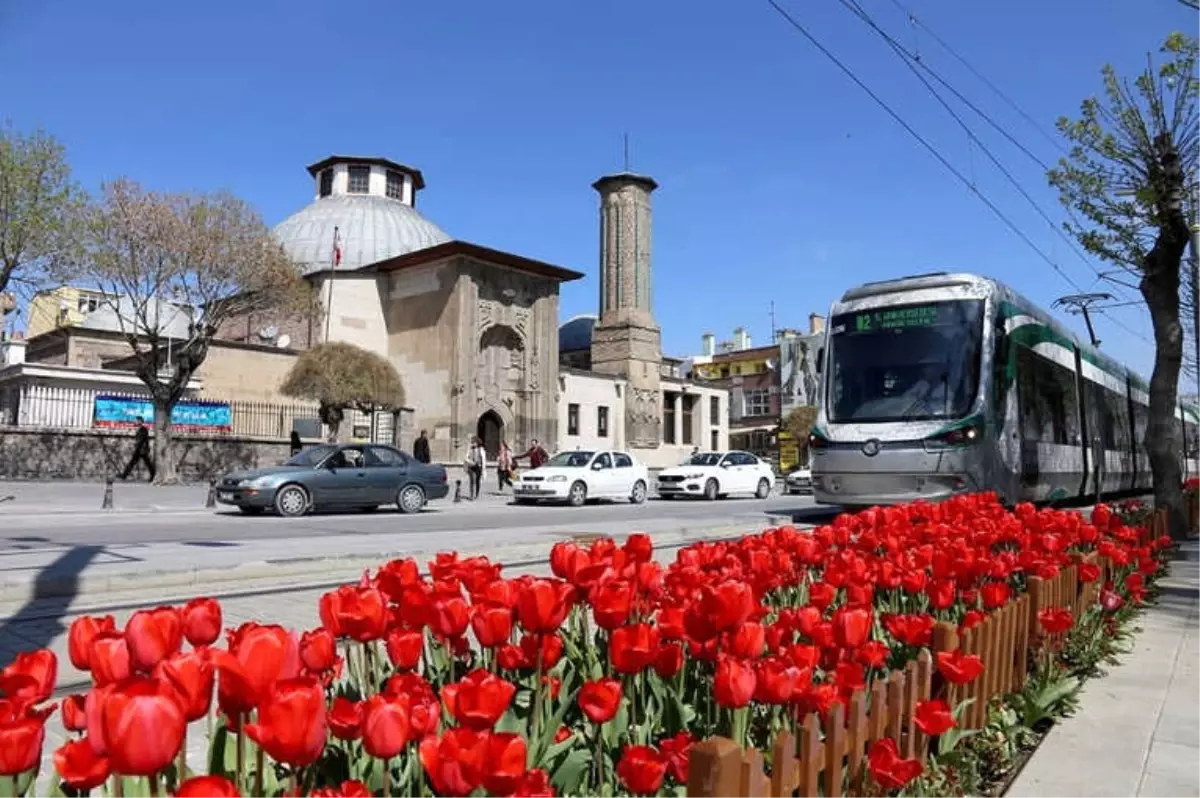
[1010,538,1199,797]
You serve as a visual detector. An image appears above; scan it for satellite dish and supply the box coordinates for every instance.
[765,359,777,370]
[258,325,279,341]
[276,334,291,349]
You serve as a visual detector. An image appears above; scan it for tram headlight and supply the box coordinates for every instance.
[932,424,982,447]
[808,430,829,450]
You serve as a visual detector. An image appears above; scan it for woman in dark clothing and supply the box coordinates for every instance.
[290,431,303,457]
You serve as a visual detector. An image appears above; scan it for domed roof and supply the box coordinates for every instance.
[273,194,451,275]
[559,314,597,352]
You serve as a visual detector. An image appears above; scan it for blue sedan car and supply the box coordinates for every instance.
[215,443,449,517]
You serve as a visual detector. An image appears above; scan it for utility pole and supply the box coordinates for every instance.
[1053,293,1113,348]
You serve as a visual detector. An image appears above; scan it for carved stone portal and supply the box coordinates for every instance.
[628,387,662,447]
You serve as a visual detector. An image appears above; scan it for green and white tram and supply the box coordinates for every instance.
[810,272,1199,507]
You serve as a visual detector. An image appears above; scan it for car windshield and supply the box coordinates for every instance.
[286,445,337,467]
[545,451,594,468]
[827,299,985,423]
[685,453,723,466]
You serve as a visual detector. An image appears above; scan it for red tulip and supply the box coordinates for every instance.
[658,732,693,784]
[300,628,339,674]
[579,678,623,724]
[623,532,653,563]
[213,623,301,716]
[730,622,766,660]
[89,635,131,686]
[430,595,471,640]
[361,692,412,759]
[704,580,756,631]
[62,694,87,732]
[0,649,56,704]
[68,615,116,671]
[1078,561,1101,583]
[519,633,563,669]
[617,745,668,796]
[515,578,574,634]
[53,737,110,790]
[101,677,186,775]
[386,628,426,670]
[442,669,516,730]
[514,769,556,797]
[320,585,388,642]
[832,605,872,649]
[124,607,183,673]
[84,685,115,756]
[807,581,836,610]
[0,698,50,776]
[245,677,327,767]
[154,650,214,722]
[884,613,935,648]
[590,580,634,630]
[181,597,222,647]
[310,780,371,798]
[654,641,684,678]
[713,656,756,708]
[611,623,660,674]
[935,650,985,685]
[482,732,528,796]
[175,776,242,796]
[913,699,956,736]
[1100,588,1125,611]
[753,657,801,704]
[470,604,513,648]
[419,728,489,797]
[867,738,923,791]
[329,697,363,741]
[981,581,1011,609]
[1037,608,1073,635]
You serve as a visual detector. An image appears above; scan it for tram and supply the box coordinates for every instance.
[810,272,1200,507]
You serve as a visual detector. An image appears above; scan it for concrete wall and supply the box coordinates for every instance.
[0,426,292,482]
[323,274,389,354]
[559,370,625,452]
[195,344,301,403]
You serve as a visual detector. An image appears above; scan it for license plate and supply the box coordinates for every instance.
[218,491,235,501]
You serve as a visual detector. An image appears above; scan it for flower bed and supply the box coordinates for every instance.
[0,493,1171,797]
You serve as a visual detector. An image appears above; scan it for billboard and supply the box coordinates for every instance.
[778,332,822,414]
[93,395,232,433]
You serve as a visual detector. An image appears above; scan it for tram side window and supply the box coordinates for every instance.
[1185,421,1199,458]
[1104,388,1130,452]
[1015,346,1078,444]
[1083,380,1119,450]
[1132,402,1149,452]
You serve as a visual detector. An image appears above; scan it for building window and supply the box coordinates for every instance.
[319,169,334,197]
[663,395,676,444]
[743,388,770,418]
[386,170,404,200]
[597,406,609,438]
[347,166,370,194]
[681,396,694,445]
[711,429,719,451]
[567,403,580,436]
[77,295,99,314]
[710,396,720,421]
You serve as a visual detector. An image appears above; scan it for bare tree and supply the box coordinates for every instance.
[280,342,406,442]
[782,405,818,464]
[1049,33,1198,537]
[72,178,313,483]
[0,122,83,301]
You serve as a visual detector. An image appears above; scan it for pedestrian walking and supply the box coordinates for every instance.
[496,441,514,492]
[119,417,155,482]
[464,436,486,500]
[289,430,303,458]
[413,429,431,464]
[516,438,549,470]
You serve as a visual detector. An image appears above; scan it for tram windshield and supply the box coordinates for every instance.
[827,299,985,423]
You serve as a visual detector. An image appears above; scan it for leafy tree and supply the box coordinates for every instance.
[0,122,83,298]
[1049,33,1198,537]
[70,178,312,484]
[783,405,818,463]
[280,342,406,442]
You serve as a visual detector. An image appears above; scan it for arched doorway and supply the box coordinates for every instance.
[477,410,503,459]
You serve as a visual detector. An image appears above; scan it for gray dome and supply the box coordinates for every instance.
[273,195,451,274]
[559,315,597,352]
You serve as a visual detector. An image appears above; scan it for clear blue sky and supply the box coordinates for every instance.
[1,0,1192,376]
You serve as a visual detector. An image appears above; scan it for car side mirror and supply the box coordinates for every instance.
[720,461,731,469]
[592,462,605,471]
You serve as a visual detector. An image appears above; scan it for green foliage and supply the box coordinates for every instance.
[0,122,84,297]
[280,342,406,440]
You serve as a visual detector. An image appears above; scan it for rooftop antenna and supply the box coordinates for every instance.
[623,133,630,172]
[1053,292,1113,348]
[769,300,777,342]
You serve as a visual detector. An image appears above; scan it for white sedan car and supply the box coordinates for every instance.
[513,449,650,507]
[656,450,776,501]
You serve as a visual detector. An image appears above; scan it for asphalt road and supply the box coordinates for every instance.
[0,493,829,549]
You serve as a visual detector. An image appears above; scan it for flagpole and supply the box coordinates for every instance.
[324,226,339,343]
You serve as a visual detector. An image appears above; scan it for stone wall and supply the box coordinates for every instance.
[0,426,293,482]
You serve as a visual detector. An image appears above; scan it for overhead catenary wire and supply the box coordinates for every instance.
[764,0,1082,292]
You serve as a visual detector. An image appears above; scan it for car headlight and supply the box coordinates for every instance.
[242,476,275,488]
[546,475,567,482]
[685,473,704,480]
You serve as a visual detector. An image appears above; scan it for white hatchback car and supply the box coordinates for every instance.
[656,450,776,501]
[513,449,650,507]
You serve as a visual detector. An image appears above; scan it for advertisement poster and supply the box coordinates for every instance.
[93,395,232,433]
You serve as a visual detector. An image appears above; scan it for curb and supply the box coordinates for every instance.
[0,514,797,607]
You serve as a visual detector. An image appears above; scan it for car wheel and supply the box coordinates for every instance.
[756,478,771,499]
[568,481,588,507]
[397,484,426,514]
[630,480,647,505]
[274,484,309,517]
[704,478,719,501]
[238,506,264,516]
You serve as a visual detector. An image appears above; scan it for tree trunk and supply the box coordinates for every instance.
[319,403,344,443]
[152,399,178,485]
[1143,261,1186,539]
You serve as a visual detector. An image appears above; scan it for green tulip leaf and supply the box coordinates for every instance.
[602,700,630,749]
[549,747,593,794]
[14,762,38,797]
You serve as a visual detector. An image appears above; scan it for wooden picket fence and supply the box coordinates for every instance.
[683,503,1172,798]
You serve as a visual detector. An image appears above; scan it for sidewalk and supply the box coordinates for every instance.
[1010,539,1199,797]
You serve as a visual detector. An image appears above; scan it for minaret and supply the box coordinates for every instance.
[589,172,662,448]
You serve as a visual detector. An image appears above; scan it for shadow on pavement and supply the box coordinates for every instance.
[0,545,104,668]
